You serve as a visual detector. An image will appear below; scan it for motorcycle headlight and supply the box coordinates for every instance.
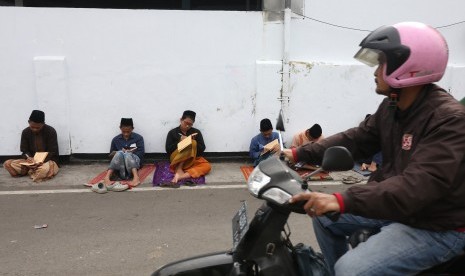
[247,167,271,197]
[262,188,292,205]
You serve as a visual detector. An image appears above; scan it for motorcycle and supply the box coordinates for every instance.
[152,146,465,275]
[152,146,353,276]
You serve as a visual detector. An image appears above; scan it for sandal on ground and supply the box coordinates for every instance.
[91,182,108,194]
[107,182,129,192]
[342,176,362,185]
[183,181,197,187]
[160,182,180,189]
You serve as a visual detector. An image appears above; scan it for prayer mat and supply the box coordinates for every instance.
[152,161,206,187]
[240,165,332,182]
[240,166,255,182]
[84,164,155,186]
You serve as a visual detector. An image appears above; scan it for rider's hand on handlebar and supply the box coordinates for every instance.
[281,149,295,163]
[289,192,340,217]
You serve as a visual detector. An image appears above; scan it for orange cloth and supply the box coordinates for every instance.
[185,157,211,178]
[291,130,324,148]
[169,140,211,178]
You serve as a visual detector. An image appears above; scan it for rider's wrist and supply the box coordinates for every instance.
[291,148,298,162]
[333,193,345,213]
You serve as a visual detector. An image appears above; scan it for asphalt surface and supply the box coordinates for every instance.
[0,161,366,275]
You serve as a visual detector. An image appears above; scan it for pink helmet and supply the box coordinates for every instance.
[354,22,448,88]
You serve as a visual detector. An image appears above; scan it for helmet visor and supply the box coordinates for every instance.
[354,48,382,67]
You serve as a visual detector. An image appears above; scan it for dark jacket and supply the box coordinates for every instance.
[165,126,206,156]
[296,84,465,231]
[20,124,59,164]
[110,132,145,163]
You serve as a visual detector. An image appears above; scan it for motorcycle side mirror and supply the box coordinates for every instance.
[302,146,354,183]
[276,110,285,154]
[275,111,285,132]
[321,146,354,172]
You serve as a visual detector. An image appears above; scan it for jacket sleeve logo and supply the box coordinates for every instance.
[402,134,413,150]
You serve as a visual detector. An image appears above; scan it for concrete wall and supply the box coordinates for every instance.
[1,1,465,156]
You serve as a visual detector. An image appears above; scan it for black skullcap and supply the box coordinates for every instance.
[29,110,45,123]
[182,110,196,121]
[260,118,273,131]
[308,124,322,139]
[120,118,134,127]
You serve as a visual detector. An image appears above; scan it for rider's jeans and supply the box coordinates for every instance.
[313,214,465,276]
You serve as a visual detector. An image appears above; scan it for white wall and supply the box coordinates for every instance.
[0,8,269,155]
[1,1,465,156]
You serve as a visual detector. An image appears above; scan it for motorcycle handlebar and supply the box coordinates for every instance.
[325,211,340,222]
[287,198,340,222]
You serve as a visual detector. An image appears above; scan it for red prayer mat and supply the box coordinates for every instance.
[240,165,332,182]
[84,164,156,186]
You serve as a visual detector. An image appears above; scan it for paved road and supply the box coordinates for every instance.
[0,160,363,275]
[0,185,331,276]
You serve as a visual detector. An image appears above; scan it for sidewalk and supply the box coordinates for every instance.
[0,158,368,193]
[0,161,250,192]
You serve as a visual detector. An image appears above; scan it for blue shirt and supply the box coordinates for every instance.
[249,132,280,160]
[110,132,145,161]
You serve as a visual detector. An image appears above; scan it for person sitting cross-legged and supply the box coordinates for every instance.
[98,118,145,192]
[3,110,59,182]
[165,110,211,186]
[249,118,281,167]
[291,123,324,148]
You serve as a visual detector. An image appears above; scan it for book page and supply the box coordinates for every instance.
[177,135,193,152]
[125,143,137,150]
[19,152,48,166]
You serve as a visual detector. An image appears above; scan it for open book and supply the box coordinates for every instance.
[123,143,137,151]
[20,152,48,166]
[261,139,279,156]
[177,135,193,152]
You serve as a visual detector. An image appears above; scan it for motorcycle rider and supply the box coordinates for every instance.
[283,22,465,275]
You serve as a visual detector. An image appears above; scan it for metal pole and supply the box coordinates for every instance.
[280,1,292,123]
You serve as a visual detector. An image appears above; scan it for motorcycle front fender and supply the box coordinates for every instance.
[152,251,234,276]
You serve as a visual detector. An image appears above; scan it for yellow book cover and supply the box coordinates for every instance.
[261,139,279,156]
[177,135,193,152]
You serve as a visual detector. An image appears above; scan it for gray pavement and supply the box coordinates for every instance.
[0,160,367,192]
[0,161,250,192]
[0,160,368,275]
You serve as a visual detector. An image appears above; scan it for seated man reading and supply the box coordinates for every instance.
[102,118,145,190]
[3,110,59,182]
[165,110,211,185]
[249,118,281,167]
[291,123,323,148]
